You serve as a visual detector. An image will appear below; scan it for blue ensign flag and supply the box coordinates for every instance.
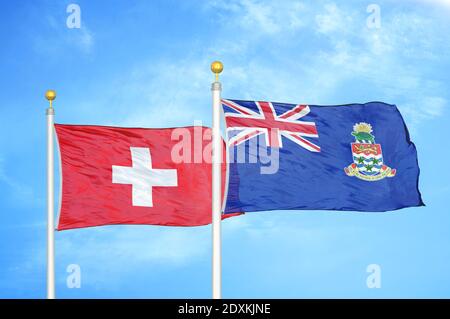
[222,99,424,213]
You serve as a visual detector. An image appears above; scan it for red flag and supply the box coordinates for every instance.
[55,124,238,230]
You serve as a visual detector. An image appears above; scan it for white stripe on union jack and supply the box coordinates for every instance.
[222,99,320,152]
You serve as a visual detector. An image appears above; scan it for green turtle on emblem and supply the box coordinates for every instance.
[351,122,375,143]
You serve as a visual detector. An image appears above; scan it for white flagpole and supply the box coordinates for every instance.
[45,90,56,299]
[211,61,223,299]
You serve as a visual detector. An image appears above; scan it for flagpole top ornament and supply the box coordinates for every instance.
[45,90,56,108]
[211,61,223,82]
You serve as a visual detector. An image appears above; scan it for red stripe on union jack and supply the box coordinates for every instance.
[222,99,320,152]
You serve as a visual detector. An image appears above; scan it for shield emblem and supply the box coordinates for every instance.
[345,122,395,181]
[351,143,383,176]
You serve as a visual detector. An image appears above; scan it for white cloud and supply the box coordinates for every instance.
[417,0,450,8]
[423,97,447,117]
[68,1,442,131]
[309,3,448,127]
[206,0,306,36]
[32,14,94,56]
[114,58,212,127]
[315,3,352,35]
[57,1,447,135]
[402,96,447,126]
[74,27,94,53]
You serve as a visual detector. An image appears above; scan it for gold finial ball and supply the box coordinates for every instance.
[211,61,223,74]
[45,90,56,101]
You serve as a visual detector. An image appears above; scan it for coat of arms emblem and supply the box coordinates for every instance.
[344,122,396,181]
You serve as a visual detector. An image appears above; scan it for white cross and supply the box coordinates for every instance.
[112,147,178,207]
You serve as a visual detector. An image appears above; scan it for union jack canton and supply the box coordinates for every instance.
[221,99,320,152]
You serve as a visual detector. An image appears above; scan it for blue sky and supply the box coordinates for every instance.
[1,0,450,298]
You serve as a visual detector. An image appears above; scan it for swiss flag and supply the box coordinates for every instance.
[55,124,238,230]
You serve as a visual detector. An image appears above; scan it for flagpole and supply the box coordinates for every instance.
[45,90,56,299]
[211,61,223,299]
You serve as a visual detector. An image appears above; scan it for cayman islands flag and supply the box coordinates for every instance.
[222,99,424,213]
